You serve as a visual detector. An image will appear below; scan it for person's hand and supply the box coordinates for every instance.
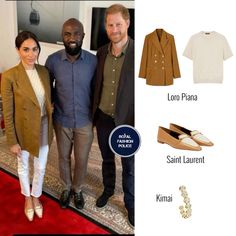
[51,103,54,113]
[10,144,22,156]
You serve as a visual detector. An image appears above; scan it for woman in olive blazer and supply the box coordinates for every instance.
[1,31,53,221]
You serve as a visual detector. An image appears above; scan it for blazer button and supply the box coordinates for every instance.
[162,67,165,70]
[162,55,164,58]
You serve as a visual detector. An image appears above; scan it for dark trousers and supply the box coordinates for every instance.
[96,109,134,210]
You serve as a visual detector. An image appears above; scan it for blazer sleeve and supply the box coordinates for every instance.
[171,36,181,78]
[45,57,56,104]
[138,36,148,78]
[1,72,18,146]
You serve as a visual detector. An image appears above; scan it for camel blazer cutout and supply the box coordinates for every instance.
[139,29,181,86]
[1,62,53,157]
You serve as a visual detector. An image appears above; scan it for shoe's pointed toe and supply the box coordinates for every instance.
[157,126,201,151]
[169,123,213,147]
[25,208,34,221]
[34,205,43,218]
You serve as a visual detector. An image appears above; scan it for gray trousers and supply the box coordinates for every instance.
[54,121,93,193]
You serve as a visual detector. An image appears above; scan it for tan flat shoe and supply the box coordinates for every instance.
[25,197,34,221]
[157,126,201,151]
[169,123,214,146]
[33,199,43,218]
[34,204,43,218]
[24,208,34,221]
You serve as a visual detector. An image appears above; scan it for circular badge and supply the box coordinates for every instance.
[109,125,141,157]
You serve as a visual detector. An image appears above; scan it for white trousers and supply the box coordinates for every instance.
[17,145,49,197]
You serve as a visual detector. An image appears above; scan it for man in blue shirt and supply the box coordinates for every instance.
[46,18,97,209]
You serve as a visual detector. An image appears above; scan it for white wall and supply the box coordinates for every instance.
[0,1,134,71]
[0,0,18,72]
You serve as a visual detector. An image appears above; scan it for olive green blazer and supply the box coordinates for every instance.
[1,62,53,157]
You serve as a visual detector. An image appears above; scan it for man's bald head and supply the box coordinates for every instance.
[62,18,85,57]
[62,18,84,35]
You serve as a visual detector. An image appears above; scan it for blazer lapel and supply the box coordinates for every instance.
[151,29,170,54]
[35,65,52,114]
[151,30,163,54]
[160,30,170,52]
[35,64,49,100]
[116,38,134,101]
[17,63,39,106]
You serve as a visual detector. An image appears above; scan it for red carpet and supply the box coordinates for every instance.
[0,169,110,235]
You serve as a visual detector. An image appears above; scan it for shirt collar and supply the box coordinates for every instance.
[61,49,84,61]
[108,38,130,57]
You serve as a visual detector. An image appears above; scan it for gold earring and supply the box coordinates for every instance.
[179,185,192,219]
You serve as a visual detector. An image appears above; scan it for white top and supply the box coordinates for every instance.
[26,68,46,116]
[183,31,233,83]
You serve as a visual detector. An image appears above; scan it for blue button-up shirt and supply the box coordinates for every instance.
[45,49,97,128]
